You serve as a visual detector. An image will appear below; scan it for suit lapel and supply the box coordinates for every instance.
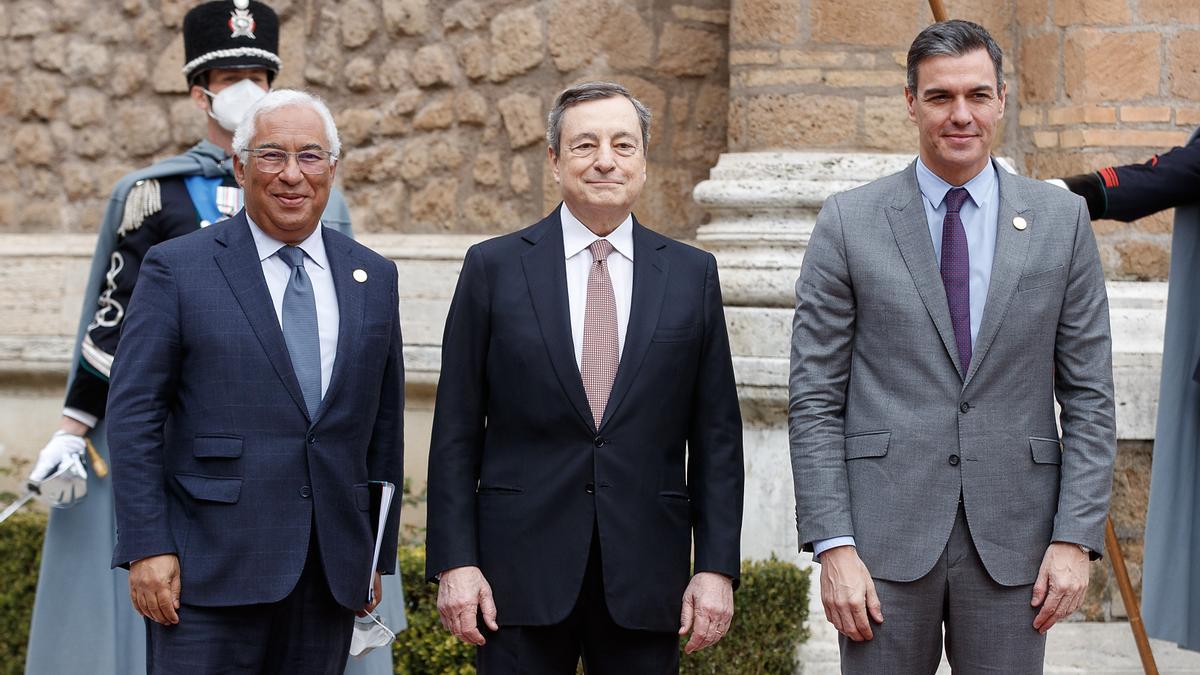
[521,214,595,431]
[213,214,310,419]
[600,220,667,430]
[963,166,1032,388]
[887,165,966,378]
[313,228,365,423]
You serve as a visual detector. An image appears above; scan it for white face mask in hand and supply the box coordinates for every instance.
[202,79,267,132]
[349,612,395,657]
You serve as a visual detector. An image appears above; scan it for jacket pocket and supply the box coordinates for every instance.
[193,434,243,459]
[476,485,523,496]
[844,431,890,460]
[1029,437,1063,465]
[1018,265,1066,293]
[652,324,699,343]
[174,473,243,503]
[659,490,690,502]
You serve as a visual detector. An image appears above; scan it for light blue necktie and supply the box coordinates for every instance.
[275,245,321,418]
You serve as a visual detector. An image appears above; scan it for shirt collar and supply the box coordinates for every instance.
[560,203,634,262]
[915,156,996,212]
[246,213,329,270]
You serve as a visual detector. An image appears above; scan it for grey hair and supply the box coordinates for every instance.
[906,20,1004,93]
[232,89,341,159]
[546,81,651,155]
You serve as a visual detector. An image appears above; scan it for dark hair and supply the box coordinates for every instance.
[546,81,651,155]
[906,20,1004,93]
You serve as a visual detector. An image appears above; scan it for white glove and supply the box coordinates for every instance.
[29,431,87,484]
[1044,178,1069,190]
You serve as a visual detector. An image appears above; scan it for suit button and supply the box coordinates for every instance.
[594,437,606,447]
[959,402,970,414]
[585,483,595,494]
[949,455,960,466]
[307,434,316,445]
[299,486,312,498]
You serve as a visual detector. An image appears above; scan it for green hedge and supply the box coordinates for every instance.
[0,513,809,674]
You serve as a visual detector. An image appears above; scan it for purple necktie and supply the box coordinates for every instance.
[941,187,972,372]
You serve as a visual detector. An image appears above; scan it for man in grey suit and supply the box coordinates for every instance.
[789,20,1116,672]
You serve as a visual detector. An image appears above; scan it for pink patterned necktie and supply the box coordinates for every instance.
[941,187,972,371]
[581,239,619,428]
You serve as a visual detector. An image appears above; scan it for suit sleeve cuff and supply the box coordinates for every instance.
[812,536,856,560]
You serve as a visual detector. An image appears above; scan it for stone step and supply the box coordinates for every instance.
[798,620,1200,674]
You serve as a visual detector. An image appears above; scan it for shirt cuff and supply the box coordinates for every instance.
[62,407,98,430]
[813,536,856,560]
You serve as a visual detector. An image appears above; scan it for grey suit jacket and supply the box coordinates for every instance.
[789,160,1116,586]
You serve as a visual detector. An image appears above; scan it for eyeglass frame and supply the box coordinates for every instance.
[241,147,338,175]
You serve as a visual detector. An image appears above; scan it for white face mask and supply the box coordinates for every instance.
[203,78,267,132]
[349,612,395,658]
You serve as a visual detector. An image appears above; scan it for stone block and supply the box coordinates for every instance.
[547,0,603,72]
[1033,131,1059,148]
[14,124,55,166]
[454,90,490,126]
[811,0,920,48]
[32,34,67,72]
[1120,106,1172,123]
[510,155,532,194]
[730,50,778,66]
[0,77,12,118]
[863,96,916,152]
[390,89,424,116]
[340,145,403,186]
[340,0,379,48]
[0,5,7,38]
[65,88,105,128]
[1019,108,1042,126]
[497,92,544,149]
[823,69,906,88]
[9,1,49,37]
[598,6,653,70]
[1019,31,1059,103]
[114,102,170,157]
[383,0,430,36]
[672,5,729,25]
[1138,0,1200,24]
[489,5,543,83]
[657,23,724,77]
[463,193,520,230]
[1053,0,1131,26]
[16,71,66,120]
[60,161,100,201]
[778,50,850,67]
[472,151,501,186]
[1177,108,1200,126]
[336,108,381,147]
[368,183,408,231]
[345,57,376,92]
[410,177,459,226]
[1016,0,1049,25]
[413,44,459,88]
[66,41,112,86]
[110,53,147,97]
[443,0,486,31]
[1116,239,1170,280]
[413,97,455,130]
[734,68,820,88]
[457,37,490,81]
[1061,128,1190,148]
[275,18,307,90]
[733,94,858,151]
[150,35,186,93]
[731,0,801,46]
[74,127,112,159]
[1064,29,1160,102]
[1168,31,1200,99]
[379,49,411,91]
[304,9,343,88]
[1048,105,1117,125]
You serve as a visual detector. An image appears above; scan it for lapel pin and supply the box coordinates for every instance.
[1013,216,1027,231]
[353,269,368,283]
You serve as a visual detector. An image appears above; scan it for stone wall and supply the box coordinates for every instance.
[0,0,731,241]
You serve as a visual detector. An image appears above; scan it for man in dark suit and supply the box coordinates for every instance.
[425,81,744,674]
[108,89,404,674]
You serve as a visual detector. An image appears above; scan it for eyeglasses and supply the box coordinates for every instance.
[245,148,336,174]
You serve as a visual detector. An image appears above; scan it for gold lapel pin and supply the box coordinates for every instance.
[353,269,368,283]
[1013,216,1027,231]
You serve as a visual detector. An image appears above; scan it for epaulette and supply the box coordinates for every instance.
[117,179,163,236]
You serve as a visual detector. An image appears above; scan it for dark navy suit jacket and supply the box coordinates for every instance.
[108,211,404,611]
[425,208,744,632]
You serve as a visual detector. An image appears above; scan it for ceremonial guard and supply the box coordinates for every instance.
[24,3,404,673]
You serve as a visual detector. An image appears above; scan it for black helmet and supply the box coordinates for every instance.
[182,0,281,85]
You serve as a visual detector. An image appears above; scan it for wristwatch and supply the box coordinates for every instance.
[1077,544,1091,556]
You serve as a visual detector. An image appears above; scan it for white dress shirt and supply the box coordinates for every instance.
[561,203,634,368]
[247,215,339,398]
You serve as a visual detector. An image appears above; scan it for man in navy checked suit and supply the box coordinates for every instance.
[107,90,404,674]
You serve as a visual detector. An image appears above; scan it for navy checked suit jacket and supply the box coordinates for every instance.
[108,211,404,611]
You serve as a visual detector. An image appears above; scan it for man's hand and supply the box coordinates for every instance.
[437,565,498,646]
[28,429,88,484]
[819,546,883,642]
[358,571,383,617]
[679,571,734,654]
[1031,542,1090,633]
[129,554,181,625]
